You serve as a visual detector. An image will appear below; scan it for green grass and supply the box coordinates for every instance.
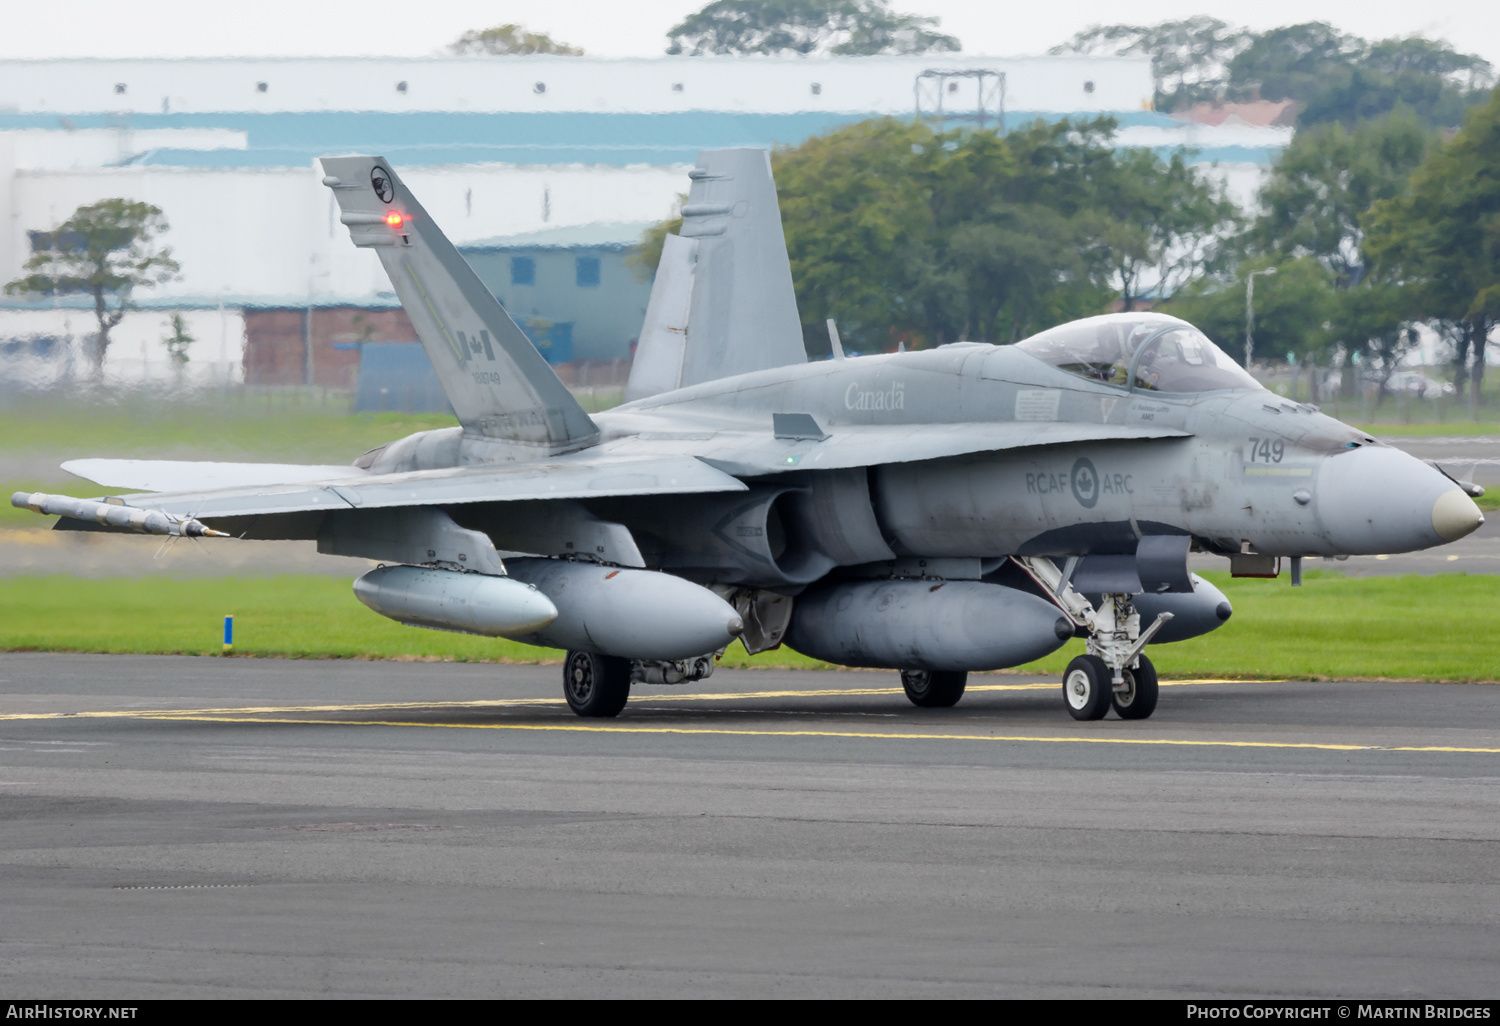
[0,398,461,527]
[1354,422,1500,437]
[1,571,1494,682]
[0,574,830,670]
[0,397,458,462]
[1016,571,1499,682]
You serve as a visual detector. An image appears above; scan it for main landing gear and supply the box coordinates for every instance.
[1014,557,1172,721]
[563,650,721,718]
[900,669,968,708]
[563,650,631,718]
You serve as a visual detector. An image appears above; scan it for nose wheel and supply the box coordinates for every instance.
[1063,655,1112,720]
[1111,654,1158,719]
[1011,559,1173,722]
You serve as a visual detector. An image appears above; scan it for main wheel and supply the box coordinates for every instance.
[900,669,967,708]
[1112,653,1159,720]
[563,650,631,718]
[1062,655,1112,721]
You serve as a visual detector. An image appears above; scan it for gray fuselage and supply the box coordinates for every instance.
[588,343,1475,572]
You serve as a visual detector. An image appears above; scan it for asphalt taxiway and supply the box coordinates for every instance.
[1,652,1498,998]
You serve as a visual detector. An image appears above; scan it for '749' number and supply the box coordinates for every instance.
[1247,437,1284,463]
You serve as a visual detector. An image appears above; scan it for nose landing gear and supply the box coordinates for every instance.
[1014,557,1172,721]
[1111,654,1159,719]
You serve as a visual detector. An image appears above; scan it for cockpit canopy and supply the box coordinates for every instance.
[1016,313,1261,394]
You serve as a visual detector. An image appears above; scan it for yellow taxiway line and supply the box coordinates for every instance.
[75,713,1500,755]
[0,678,1494,754]
[0,678,1274,724]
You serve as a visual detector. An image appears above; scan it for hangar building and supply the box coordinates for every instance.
[0,55,1291,392]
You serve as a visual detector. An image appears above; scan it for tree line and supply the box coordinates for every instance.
[1167,91,1499,404]
[626,59,1497,401]
[634,115,1239,356]
[1055,16,1493,130]
[634,88,1499,397]
[454,4,1494,134]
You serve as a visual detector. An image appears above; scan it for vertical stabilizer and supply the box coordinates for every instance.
[624,233,696,402]
[321,156,597,451]
[626,148,806,401]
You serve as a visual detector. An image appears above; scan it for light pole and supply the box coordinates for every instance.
[1245,266,1276,369]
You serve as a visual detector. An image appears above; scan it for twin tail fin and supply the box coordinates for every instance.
[320,156,597,451]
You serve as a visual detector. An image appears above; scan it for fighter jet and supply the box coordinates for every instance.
[14,150,1485,721]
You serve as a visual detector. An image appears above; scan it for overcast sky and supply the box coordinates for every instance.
[6,0,1497,68]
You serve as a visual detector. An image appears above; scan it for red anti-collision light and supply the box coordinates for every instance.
[384,211,405,228]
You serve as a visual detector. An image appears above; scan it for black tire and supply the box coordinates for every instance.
[900,669,967,708]
[563,650,631,718]
[1112,653,1159,720]
[1062,655,1112,721]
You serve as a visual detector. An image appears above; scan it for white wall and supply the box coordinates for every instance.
[5,161,688,303]
[0,307,245,389]
[0,55,1154,117]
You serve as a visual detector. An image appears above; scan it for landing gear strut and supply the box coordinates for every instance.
[1014,558,1173,721]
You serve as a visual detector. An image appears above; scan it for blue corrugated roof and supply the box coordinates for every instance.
[460,222,656,251]
[0,109,1202,169]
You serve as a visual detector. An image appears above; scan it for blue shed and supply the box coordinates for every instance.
[458,223,656,364]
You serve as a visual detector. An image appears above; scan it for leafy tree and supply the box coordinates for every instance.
[1366,88,1500,405]
[450,24,583,56]
[1226,22,1355,105]
[666,0,958,57]
[930,118,1120,343]
[1093,147,1237,311]
[161,313,194,365]
[636,115,1240,353]
[625,197,685,283]
[771,118,943,353]
[1366,36,1493,90]
[1164,256,1339,369]
[780,117,1132,347]
[1050,17,1251,111]
[5,199,179,380]
[1210,112,1434,398]
[1335,275,1421,398]
[160,312,195,389]
[1051,18,1492,128]
[1251,112,1432,285]
[1226,23,1491,128]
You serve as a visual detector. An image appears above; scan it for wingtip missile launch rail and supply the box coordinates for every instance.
[11,492,229,539]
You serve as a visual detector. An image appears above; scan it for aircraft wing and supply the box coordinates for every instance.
[55,453,747,523]
[63,459,368,493]
[597,421,1193,478]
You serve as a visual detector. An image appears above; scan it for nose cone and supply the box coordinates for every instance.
[1317,446,1482,554]
[1432,488,1485,542]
